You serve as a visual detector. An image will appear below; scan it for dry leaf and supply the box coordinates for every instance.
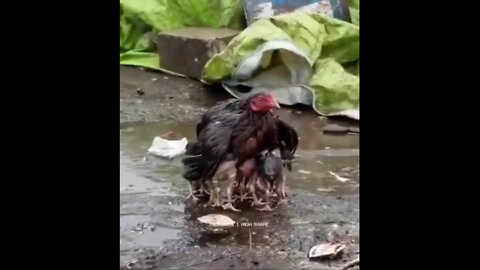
[197,214,235,227]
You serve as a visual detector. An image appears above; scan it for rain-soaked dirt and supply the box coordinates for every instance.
[120,66,359,270]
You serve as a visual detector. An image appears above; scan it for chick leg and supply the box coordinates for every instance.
[256,179,267,193]
[275,185,288,207]
[240,179,252,201]
[213,187,222,207]
[239,177,247,202]
[281,175,287,198]
[257,183,274,211]
[186,182,200,202]
[250,177,265,206]
[203,185,216,207]
[199,181,211,196]
[205,187,222,207]
[222,176,241,212]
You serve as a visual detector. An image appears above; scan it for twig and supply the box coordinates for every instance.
[339,257,359,270]
[248,229,253,270]
[249,229,252,253]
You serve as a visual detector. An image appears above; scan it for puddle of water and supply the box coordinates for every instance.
[120,215,181,250]
[120,121,196,159]
[120,115,359,197]
[120,154,175,196]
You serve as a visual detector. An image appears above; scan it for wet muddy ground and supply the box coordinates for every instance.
[120,66,359,269]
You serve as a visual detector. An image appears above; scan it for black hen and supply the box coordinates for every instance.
[182,93,298,204]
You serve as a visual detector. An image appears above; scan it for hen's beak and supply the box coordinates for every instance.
[272,100,281,109]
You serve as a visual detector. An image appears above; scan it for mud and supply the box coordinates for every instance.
[120,66,359,269]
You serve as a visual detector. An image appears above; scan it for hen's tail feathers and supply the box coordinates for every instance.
[277,120,298,155]
[277,119,298,172]
[182,142,217,182]
[182,155,205,181]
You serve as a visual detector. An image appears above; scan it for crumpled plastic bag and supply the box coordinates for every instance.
[147,137,188,159]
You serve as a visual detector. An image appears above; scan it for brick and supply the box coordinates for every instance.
[156,27,240,79]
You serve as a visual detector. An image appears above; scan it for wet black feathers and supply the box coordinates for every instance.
[183,94,298,182]
[195,98,248,137]
[183,98,247,182]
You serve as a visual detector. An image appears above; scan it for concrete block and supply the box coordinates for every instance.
[157,27,240,79]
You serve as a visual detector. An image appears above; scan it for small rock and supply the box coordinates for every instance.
[136,88,145,96]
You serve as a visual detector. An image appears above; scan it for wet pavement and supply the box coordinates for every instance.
[120,66,359,269]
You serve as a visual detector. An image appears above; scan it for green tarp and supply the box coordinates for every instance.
[203,11,359,117]
[349,0,360,27]
[120,0,359,118]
